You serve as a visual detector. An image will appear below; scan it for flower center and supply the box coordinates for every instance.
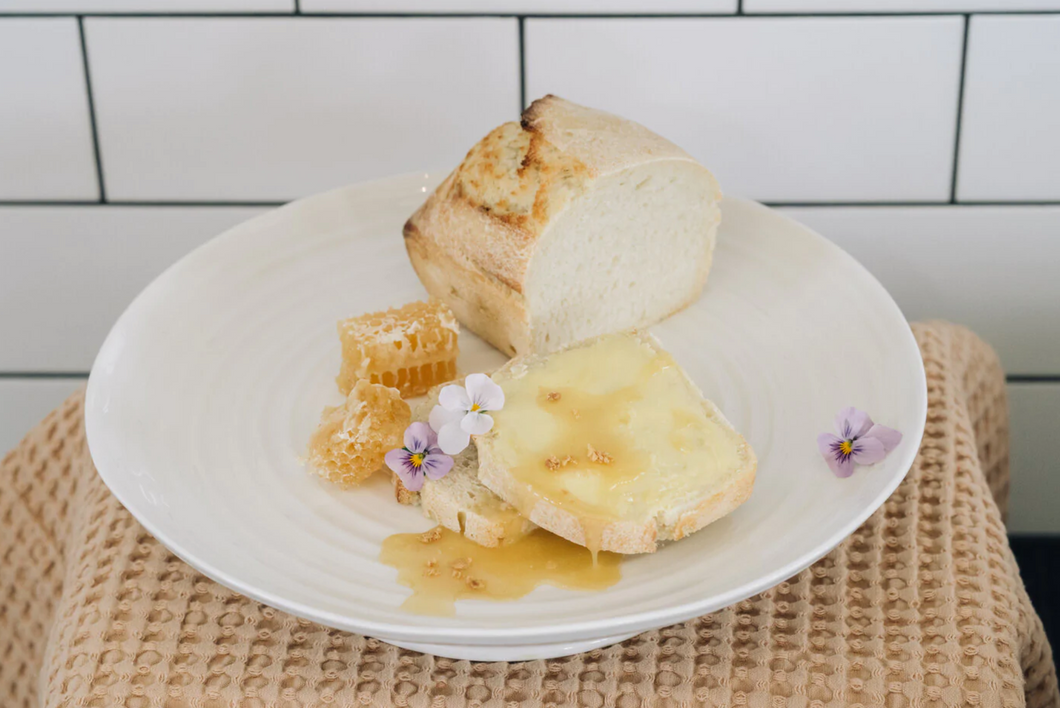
[470,403,481,412]
[839,439,854,455]
[409,452,425,468]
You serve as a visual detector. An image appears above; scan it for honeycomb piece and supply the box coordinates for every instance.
[307,380,411,488]
[336,299,459,398]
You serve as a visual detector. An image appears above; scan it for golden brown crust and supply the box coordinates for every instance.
[404,218,529,356]
[449,115,592,240]
[404,95,715,356]
[518,93,557,130]
[392,475,419,506]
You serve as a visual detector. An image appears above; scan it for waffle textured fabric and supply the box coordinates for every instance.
[2,322,1057,708]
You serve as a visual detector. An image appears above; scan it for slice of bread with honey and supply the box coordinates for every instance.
[474,330,756,555]
[404,95,721,357]
[392,381,535,548]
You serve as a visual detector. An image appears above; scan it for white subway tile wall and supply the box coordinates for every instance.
[304,0,738,11]
[0,207,266,371]
[746,0,1060,13]
[778,206,1060,375]
[957,15,1060,201]
[0,0,293,11]
[0,7,1057,531]
[526,17,963,203]
[0,19,98,200]
[85,18,519,201]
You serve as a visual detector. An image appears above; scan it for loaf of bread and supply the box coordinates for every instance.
[404,95,722,356]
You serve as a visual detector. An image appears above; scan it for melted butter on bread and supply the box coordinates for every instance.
[478,331,754,556]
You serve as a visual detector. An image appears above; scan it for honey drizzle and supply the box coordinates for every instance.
[499,360,661,558]
[380,527,622,615]
[486,334,745,558]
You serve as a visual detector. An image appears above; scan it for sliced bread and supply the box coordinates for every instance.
[392,382,535,548]
[473,331,756,554]
[404,95,722,357]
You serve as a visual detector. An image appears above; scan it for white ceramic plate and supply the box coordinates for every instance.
[86,172,926,661]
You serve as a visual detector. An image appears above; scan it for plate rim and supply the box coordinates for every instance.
[86,172,927,646]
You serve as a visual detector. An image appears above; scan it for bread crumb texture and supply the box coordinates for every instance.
[420,527,443,544]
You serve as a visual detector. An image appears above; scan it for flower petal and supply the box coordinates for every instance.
[850,435,886,465]
[818,432,855,477]
[817,432,842,459]
[465,373,505,411]
[423,424,439,451]
[398,468,425,492]
[422,453,454,480]
[830,455,856,478]
[439,384,472,413]
[835,407,873,439]
[384,447,410,475]
[429,404,463,434]
[403,421,433,454]
[864,424,902,453]
[437,422,471,455]
[461,411,494,436]
[385,448,425,491]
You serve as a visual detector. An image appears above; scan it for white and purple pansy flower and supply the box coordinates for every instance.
[428,373,505,455]
[817,406,902,478]
[384,422,453,492]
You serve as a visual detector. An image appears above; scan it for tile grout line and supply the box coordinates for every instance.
[518,16,526,111]
[0,372,90,380]
[3,10,1060,18]
[0,200,288,207]
[950,14,971,204]
[77,16,107,204]
[0,10,1050,212]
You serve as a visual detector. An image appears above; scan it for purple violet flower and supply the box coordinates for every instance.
[817,406,902,478]
[384,422,454,492]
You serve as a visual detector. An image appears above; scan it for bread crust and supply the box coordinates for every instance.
[390,377,536,548]
[404,95,718,356]
[404,215,528,357]
[392,475,419,506]
[474,331,756,554]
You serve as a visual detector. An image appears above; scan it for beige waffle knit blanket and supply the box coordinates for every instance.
[2,322,1057,708]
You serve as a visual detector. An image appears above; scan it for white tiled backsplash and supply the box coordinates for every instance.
[957,15,1060,201]
[0,19,98,199]
[85,17,519,200]
[0,3,1057,532]
[526,17,963,202]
